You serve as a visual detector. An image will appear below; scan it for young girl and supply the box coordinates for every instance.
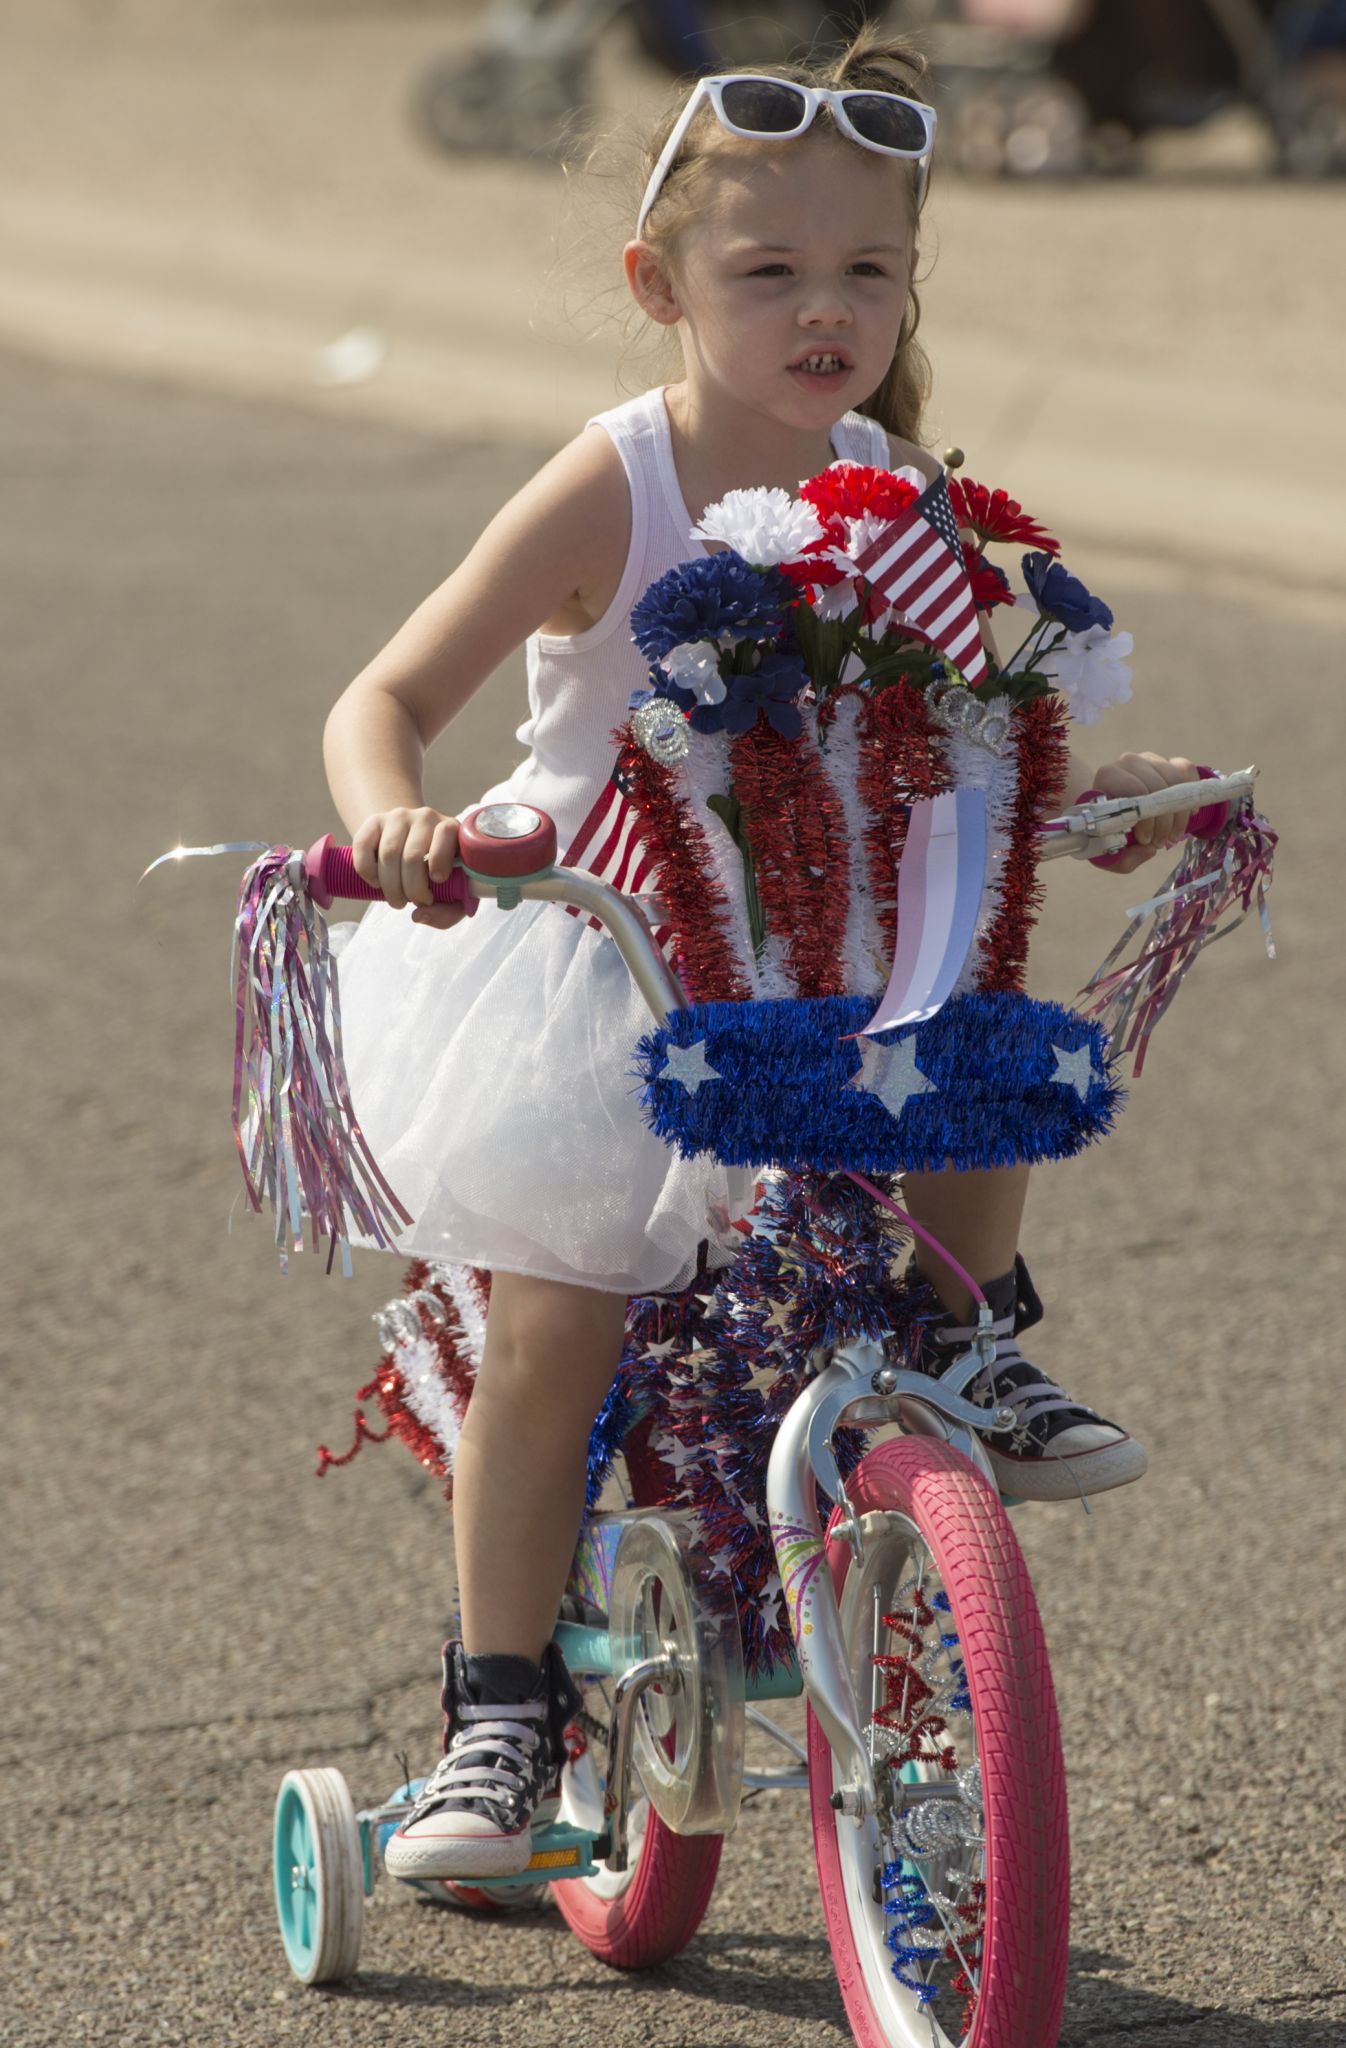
[323,29,1198,1881]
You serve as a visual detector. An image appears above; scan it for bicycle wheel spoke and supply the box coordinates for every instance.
[866,1538,986,2039]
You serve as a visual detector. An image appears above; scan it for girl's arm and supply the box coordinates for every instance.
[324,425,629,926]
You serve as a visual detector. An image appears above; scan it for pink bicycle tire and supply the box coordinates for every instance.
[550,1805,722,1969]
[809,1438,1069,2048]
[551,1425,723,1969]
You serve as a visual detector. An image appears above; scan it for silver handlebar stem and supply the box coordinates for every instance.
[493,868,689,1022]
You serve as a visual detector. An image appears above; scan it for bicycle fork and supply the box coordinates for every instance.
[765,1341,1012,1820]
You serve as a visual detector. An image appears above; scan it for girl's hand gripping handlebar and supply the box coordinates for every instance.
[1036,766,1257,864]
[302,805,560,912]
[305,803,688,1025]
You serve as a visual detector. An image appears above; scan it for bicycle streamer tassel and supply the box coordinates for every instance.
[1075,796,1277,1075]
[232,847,413,1273]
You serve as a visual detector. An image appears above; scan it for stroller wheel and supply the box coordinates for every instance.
[1274,56,1346,179]
[949,77,1090,180]
[415,48,589,160]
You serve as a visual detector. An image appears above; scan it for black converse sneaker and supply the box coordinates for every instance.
[384,1641,582,1882]
[911,1257,1147,1502]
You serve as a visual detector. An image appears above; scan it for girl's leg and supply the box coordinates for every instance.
[451,1269,629,1661]
[384,1270,628,1883]
[900,1162,1146,1501]
[900,1163,1031,1316]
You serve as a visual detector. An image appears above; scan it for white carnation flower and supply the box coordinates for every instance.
[691,487,824,568]
[821,509,892,580]
[662,637,727,704]
[1039,625,1134,725]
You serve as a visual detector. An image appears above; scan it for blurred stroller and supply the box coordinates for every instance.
[414,0,883,159]
[413,0,1346,178]
[905,0,1346,178]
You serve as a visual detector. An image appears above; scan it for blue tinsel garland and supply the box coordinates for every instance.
[635,990,1123,1175]
[581,1170,929,1674]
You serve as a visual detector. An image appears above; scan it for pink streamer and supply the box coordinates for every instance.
[232,848,413,1273]
[1075,799,1277,1076]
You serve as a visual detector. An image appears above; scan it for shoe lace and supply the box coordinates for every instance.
[933,1313,1089,1432]
[415,1698,547,1816]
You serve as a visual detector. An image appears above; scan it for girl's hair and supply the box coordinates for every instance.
[632,25,935,446]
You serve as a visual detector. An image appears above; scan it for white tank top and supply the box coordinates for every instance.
[478,384,890,846]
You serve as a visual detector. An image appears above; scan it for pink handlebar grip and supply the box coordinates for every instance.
[1076,765,1227,871]
[1186,767,1231,842]
[302,835,478,915]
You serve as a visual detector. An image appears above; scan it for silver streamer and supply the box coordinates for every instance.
[957,1761,983,1811]
[373,1298,423,1351]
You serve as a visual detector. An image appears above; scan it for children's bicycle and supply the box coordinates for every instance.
[262,768,1265,2048]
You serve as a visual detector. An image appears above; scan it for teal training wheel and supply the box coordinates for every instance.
[273,1768,364,1983]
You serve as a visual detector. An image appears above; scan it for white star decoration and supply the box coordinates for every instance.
[1050,1042,1097,1099]
[848,1035,937,1119]
[662,1438,703,1481]
[659,1037,722,1094]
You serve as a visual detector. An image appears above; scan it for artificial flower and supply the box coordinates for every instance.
[631,553,795,662]
[661,639,727,704]
[800,461,923,525]
[950,477,1060,556]
[1037,624,1134,725]
[691,488,824,568]
[777,528,852,595]
[689,649,808,738]
[1022,551,1114,634]
[962,541,1013,612]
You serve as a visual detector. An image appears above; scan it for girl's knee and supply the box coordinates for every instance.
[475,1270,626,1419]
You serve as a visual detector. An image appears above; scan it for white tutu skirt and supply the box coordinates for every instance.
[328,895,758,1296]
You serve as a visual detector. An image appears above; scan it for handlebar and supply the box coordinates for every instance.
[1036,767,1257,863]
[296,772,1259,1029]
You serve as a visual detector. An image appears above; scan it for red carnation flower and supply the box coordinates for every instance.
[778,516,853,596]
[948,476,1060,557]
[962,539,1015,613]
[800,463,920,525]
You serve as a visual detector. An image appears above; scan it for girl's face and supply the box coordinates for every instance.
[642,131,917,427]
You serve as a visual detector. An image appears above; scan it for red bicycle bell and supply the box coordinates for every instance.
[456,803,558,879]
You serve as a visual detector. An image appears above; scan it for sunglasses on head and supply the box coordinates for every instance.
[635,73,937,242]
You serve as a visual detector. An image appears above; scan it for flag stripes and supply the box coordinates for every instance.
[560,764,671,947]
[854,473,988,685]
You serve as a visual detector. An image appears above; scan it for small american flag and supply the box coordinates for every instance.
[853,473,987,686]
[561,760,670,945]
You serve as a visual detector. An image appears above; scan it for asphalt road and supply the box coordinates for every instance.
[1,331,1342,2048]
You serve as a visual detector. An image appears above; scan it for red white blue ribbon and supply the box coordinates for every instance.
[859,789,989,1037]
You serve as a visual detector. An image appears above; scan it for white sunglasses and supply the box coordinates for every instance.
[635,73,937,242]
